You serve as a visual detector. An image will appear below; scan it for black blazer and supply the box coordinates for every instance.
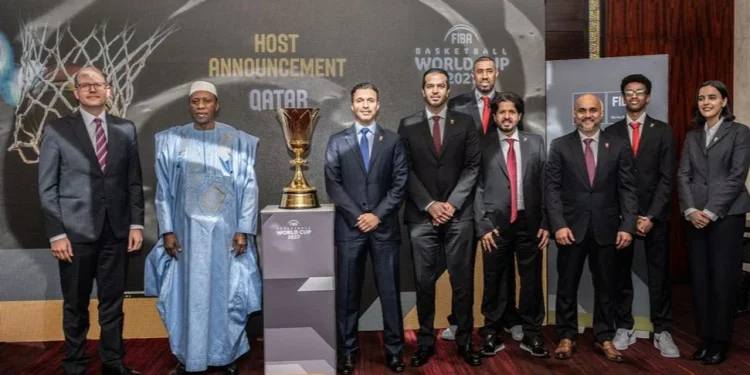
[474,128,548,237]
[398,109,480,224]
[448,91,500,133]
[677,121,750,218]
[38,111,145,243]
[604,115,675,222]
[324,124,408,242]
[545,130,638,245]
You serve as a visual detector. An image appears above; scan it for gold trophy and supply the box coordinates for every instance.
[274,108,321,209]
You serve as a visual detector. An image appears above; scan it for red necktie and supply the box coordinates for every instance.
[432,115,441,154]
[506,138,518,223]
[630,121,640,156]
[583,138,596,186]
[481,96,491,134]
[94,118,107,171]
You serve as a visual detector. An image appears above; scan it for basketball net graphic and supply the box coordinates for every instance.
[7,22,176,164]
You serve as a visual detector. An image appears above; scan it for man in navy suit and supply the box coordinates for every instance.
[324,82,408,374]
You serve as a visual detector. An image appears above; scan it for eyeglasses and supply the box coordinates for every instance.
[623,89,647,97]
[76,82,108,91]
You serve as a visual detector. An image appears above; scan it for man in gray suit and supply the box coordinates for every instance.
[324,82,408,374]
[38,66,144,375]
[474,92,550,358]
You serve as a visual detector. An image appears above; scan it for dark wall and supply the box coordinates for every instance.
[546,0,589,60]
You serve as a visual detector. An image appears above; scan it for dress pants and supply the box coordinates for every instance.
[336,235,404,356]
[615,220,672,333]
[555,222,618,343]
[686,214,745,343]
[59,217,127,375]
[480,212,544,338]
[410,219,475,347]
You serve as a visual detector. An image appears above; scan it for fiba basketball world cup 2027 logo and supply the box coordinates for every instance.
[275,219,313,241]
[413,24,511,86]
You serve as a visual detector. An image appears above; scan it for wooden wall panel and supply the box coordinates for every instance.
[546,0,589,60]
[603,0,734,281]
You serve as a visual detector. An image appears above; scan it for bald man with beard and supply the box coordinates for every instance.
[545,94,637,362]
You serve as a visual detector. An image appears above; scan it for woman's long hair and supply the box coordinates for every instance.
[691,80,735,128]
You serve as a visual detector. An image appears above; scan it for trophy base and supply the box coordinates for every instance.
[280,191,320,209]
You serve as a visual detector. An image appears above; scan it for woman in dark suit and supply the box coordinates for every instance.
[677,80,750,365]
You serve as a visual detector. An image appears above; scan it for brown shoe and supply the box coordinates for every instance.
[554,339,577,359]
[596,341,623,362]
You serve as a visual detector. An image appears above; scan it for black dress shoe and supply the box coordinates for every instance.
[337,354,356,375]
[458,344,482,366]
[170,362,187,375]
[481,333,505,356]
[521,336,550,358]
[386,353,405,373]
[410,345,434,367]
[102,364,141,375]
[692,343,708,360]
[702,343,728,365]
[222,362,238,375]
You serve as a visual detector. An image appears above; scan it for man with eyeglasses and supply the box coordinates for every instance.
[38,66,144,375]
[604,74,678,358]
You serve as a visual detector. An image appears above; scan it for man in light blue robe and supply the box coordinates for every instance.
[145,81,262,374]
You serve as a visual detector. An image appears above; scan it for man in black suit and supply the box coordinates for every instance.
[546,93,637,362]
[448,55,525,343]
[398,68,481,366]
[474,92,550,358]
[604,74,678,358]
[38,66,144,375]
[324,82,408,374]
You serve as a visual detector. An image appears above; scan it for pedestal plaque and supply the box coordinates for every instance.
[261,204,335,375]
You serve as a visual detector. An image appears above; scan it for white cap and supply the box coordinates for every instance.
[188,81,217,98]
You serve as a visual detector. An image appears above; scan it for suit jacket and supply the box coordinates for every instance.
[474,128,548,237]
[38,110,145,243]
[324,124,408,242]
[604,115,675,222]
[398,109,480,223]
[448,90,500,133]
[677,121,750,218]
[545,130,638,245]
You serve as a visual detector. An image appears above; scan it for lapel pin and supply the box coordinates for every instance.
[714,137,718,142]
[379,135,383,141]
[650,123,654,128]
[605,143,610,148]
[523,137,528,142]
[450,119,455,125]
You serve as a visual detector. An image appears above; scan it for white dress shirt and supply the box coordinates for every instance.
[626,112,647,144]
[475,89,495,118]
[499,129,524,210]
[578,129,601,164]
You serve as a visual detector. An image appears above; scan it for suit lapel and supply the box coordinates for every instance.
[368,125,385,174]
[706,121,732,151]
[633,116,656,159]
[567,132,591,188]
[440,111,461,158]
[70,111,103,175]
[489,129,509,179]
[464,96,483,131]
[417,112,440,158]
[344,125,367,175]
[519,131,531,179]
[593,133,610,188]
[104,114,121,175]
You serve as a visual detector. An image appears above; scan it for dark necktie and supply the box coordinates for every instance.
[630,121,640,156]
[432,115,441,154]
[481,96,491,134]
[506,138,518,223]
[360,128,370,172]
[94,118,107,171]
[583,138,596,186]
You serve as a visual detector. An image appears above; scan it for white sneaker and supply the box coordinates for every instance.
[504,325,524,341]
[613,327,636,350]
[654,331,680,358]
[440,325,457,340]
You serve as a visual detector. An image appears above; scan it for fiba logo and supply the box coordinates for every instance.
[444,25,479,45]
[275,219,312,240]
